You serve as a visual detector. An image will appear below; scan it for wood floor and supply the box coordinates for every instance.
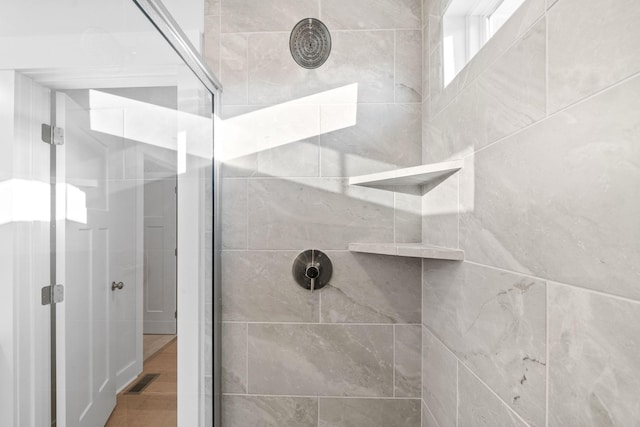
[105,338,177,426]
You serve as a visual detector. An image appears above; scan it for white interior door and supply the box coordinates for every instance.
[58,90,142,426]
[61,92,115,427]
[143,174,177,335]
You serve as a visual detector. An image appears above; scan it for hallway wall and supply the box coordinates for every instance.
[205,0,425,425]
[421,0,640,425]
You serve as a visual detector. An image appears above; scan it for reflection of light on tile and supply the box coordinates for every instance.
[88,90,212,160]
[89,86,357,164]
[218,84,359,161]
[0,179,88,225]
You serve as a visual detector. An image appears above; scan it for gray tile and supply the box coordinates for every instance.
[458,365,527,427]
[422,172,458,248]
[548,0,640,112]
[422,327,457,427]
[459,74,640,300]
[321,252,422,324]
[219,105,259,176]
[427,19,546,162]
[428,43,443,104]
[247,178,394,250]
[395,30,422,102]
[248,324,393,396]
[248,31,395,105]
[221,0,319,33]
[423,261,546,426]
[428,16,442,55]
[422,402,439,427]
[395,187,423,244]
[204,0,220,16]
[204,15,221,78]
[395,325,422,397]
[221,251,319,322]
[422,24,430,100]
[221,322,246,393]
[219,105,320,178]
[255,138,320,178]
[220,33,248,106]
[320,103,422,177]
[429,0,454,16]
[321,0,421,30]
[222,395,318,427]
[548,284,640,426]
[221,178,247,250]
[319,398,421,427]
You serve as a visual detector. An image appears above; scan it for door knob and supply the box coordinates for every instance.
[111,281,125,291]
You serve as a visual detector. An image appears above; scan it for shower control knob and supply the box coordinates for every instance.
[292,250,332,292]
[305,264,320,279]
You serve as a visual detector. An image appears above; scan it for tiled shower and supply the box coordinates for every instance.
[206,0,639,426]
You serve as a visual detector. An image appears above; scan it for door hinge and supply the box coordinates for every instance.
[174,310,177,319]
[41,284,64,305]
[174,248,177,256]
[41,124,64,145]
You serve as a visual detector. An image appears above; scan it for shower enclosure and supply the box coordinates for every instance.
[0,1,220,426]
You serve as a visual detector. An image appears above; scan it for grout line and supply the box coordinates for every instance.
[392,325,396,397]
[393,30,397,104]
[245,32,249,105]
[465,67,640,161]
[463,259,640,305]
[544,11,549,118]
[318,290,323,323]
[393,190,397,243]
[459,363,532,427]
[245,323,249,394]
[423,399,442,427]
[318,101,323,177]
[221,392,420,399]
[221,249,354,253]
[217,28,422,36]
[317,396,320,427]
[545,280,550,427]
[423,325,532,427]
[456,360,459,427]
[456,173,460,249]
[222,321,422,326]
[244,179,249,249]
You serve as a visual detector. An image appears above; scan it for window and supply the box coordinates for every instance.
[442,0,526,86]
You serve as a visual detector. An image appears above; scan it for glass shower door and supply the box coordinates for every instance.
[54,89,137,426]
[1,1,217,426]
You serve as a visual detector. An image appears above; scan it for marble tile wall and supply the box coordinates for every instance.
[422,0,640,426]
[205,0,424,425]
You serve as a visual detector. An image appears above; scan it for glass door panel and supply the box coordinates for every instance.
[1,1,216,426]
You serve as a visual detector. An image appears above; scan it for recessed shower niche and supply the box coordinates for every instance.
[348,160,465,260]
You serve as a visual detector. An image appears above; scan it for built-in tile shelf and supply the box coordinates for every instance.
[349,160,464,260]
[348,159,463,189]
[349,243,464,260]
